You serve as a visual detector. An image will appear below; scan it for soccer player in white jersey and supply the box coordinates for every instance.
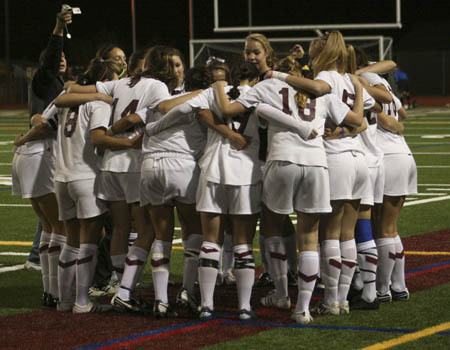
[109,66,211,317]
[53,58,143,313]
[369,75,417,303]
[214,54,365,323]
[269,32,381,316]
[13,102,65,308]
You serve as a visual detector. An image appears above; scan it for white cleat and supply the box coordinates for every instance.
[291,310,314,324]
[260,290,291,309]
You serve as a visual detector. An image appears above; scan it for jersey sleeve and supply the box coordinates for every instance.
[135,107,149,123]
[145,81,171,109]
[362,87,376,109]
[43,104,59,131]
[314,71,334,89]
[361,72,384,86]
[326,95,350,125]
[96,80,116,96]
[393,95,403,110]
[89,102,111,131]
[187,89,210,109]
[236,84,262,109]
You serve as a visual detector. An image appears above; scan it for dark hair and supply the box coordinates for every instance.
[355,47,369,68]
[184,66,211,91]
[95,44,120,60]
[77,57,116,85]
[206,58,231,83]
[228,62,259,100]
[129,46,178,92]
[128,49,147,77]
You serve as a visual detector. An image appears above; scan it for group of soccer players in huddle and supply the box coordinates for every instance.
[12,30,417,324]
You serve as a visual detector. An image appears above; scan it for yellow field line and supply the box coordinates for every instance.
[362,322,450,350]
[0,241,449,256]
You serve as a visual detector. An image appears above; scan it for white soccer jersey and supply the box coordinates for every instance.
[15,102,58,155]
[47,100,111,182]
[315,70,375,154]
[188,85,261,185]
[375,79,412,155]
[238,78,349,167]
[96,77,171,172]
[138,93,207,160]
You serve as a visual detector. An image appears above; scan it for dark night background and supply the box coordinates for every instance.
[1,0,450,96]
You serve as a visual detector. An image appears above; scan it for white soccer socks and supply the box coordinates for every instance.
[375,237,396,295]
[39,231,52,294]
[321,240,341,306]
[391,234,407,293]
[118,246,149,301]
[338,239,357,304]
[48,233,66,299]
[295,251,319,314]
[182,234,202,294]
[198,241,221,310]
[75,243,98,307]
[234,244,255,311]
[151,240,173,304]
[264,236,288,298]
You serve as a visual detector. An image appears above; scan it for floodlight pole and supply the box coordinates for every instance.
[131,0,136,52]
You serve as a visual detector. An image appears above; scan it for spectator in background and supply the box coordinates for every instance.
[393,66,413,109]
[24,8,72,271]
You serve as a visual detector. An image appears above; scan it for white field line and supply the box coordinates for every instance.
[0,264,24,273]
[415,192,447,196]
[413,152,450,155]
[0,204,32,207]
[0,141,13,146]
[404,195,450,207]
[0,151,13,153]
[418,183,450,186]
[0,163,11,166]
[417,166,450,168]
[405,134,450,137]
[408,142,450,145]
[0,252,28,256]
[406,197,418,201]
[427,188,450,191]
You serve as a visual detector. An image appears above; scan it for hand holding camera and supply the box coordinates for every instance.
[55,4,81,39]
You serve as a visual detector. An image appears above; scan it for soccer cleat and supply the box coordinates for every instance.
[391,288,410,301]
[199,307,214,321]
[350,295,380,310]
[24,260,41,271]
[72,302,113,314]
[377,291,392,303]
[339,301,350,315]
[238,309,257,320]
[287,269,298,287]
[291,310,314,324]
[153,300,178,318]
[347,286,363,301]
[89,280,119,297]
[223,271,237,286]
[260,290,291,309]
[255,272,274,288]
[42,292,58,308]
[111,295,144,313]
[176,288,199,315]
[311,302,340,316]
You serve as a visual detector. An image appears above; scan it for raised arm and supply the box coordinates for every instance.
[66,84,97,94]
[110,114,144,135]
[197,109,248,150]
[268,71,331,97]
[145,103,195,137]
[212,81,248,117]
[342,74,364,128]
[54,92,112,108]
[14,119,53,146]
[90,128,141,151]
[355,60,397,76]
[158,90,203,114]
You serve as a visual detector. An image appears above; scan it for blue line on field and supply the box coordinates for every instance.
[406,259,450,274]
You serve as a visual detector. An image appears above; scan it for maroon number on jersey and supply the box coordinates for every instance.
[342,89,355,108]
[298,98,316,121]
[279,88,292,115]
[63,107,79,137]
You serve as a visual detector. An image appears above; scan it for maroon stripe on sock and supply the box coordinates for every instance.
[329,259,342,269]
[125,258,144,266]
[39,244,49,253]
[48,245,61,254]
[77,255,93,265]
[201,247,219,254]
[342,260,357,268]
[365,255,378,265]
[185,249,200,256]
[59,259,77,268]
[396,250,405,259]
[151,258,170,267]
[389,252,396,260]
[269,252,287,261]
[298,272,318,283]
[235,250,253,259]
